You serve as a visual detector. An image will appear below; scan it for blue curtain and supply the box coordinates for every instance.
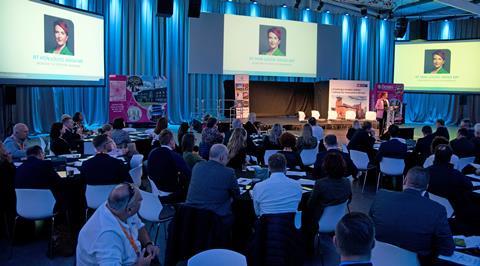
[17,0,396,132]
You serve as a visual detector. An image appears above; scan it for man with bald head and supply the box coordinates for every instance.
[3,123,29,159]
[77,183,159,265]
[186,144,240,223]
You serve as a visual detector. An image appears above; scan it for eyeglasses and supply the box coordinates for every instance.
[123,182,136,209]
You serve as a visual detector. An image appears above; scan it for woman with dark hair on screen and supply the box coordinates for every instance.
[430,50,449,74]
[375,92,389,136]
[50,122,71,155]
[48,20,73,55]
[262,27,285,56]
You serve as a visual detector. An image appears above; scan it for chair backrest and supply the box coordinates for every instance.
[428,193,454,218]
[130,154,144,168]
[83,141,96,155]
[138,190,163,222]
[85,184,116,209]
[311,110,320,120]
[300,148,317,166]
[298,111,306,122]
[379,157,405,176]
[371,241,420,266]
[15,189,56,220]
[318,201,348,233]
[264,150,280,166]
[341,144,349,153]
[188,249,247,266]
[129,165,143,187]
[366,111,377,121]
[123,127,137,133]
[328,111,338,120]
[349,150,370,170]
[147,176,172,197]
[456,156,475,171]
[345,110,356,120]
[144,128,154,135]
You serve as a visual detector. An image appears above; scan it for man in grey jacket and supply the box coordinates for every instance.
[3,123,29,159]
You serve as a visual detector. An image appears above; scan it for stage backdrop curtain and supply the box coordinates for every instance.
[404,18,480,125]
[12,0,396,132]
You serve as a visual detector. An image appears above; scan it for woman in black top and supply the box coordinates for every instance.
[263,123,283,150]
[227,128,247,171]
[278,132,305,170]
[50,122,71,155]
[177,122,190,151]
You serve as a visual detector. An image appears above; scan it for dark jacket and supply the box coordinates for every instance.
[346,127,357,141]
[227,148,247,171]
[278,151,304,171]
[0,160,16,214]
[14,157,61,200]
[80,153,132,185]
[50,137,71,156]
[248,213,304,266]
[450,137,476,158]
[262,136,282,150]
[369,189,454,259]
[347,129,375,159]
[413,133,435,164]
[313,149,358,179]
[244,121,259,136]
[62,128,82,151]
[295,136,317,152]
[307,177,352,224]
[473,137,480,163]
[147,146,191,193]
[375,138,408,163]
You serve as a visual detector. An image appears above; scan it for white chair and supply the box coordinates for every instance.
[298,111,306,122]
[456,156,475,172]
[349,150,375,192]
[318,201,349,233]
[300,148,318,166]
[311,110,320,120]
[144,128,154,135]
[138,190,174,242]
[85,184,116,220]
[147,176,173,197]
[377,157,405,191]
[328,111,338,120]
[345,110,356,120]
[294,211,302,229]
[188,249,247,266]
[129,165,143,187]
[12,189,56,258]
[123,127,137,133]
[371,241,420,266]
[428,193,454,218]
[83,141,96,155]
[38,136,47,151]
[366,111,377,121]
[130,154,144,168]
[263,150,280,166]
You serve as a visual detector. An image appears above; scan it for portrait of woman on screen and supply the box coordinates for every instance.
[260,27,286,56]
[47,20,74,56]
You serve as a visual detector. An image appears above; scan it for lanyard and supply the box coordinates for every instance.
[117,220,140,256]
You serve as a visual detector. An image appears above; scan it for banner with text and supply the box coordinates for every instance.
[109,75,168,124]
[371,83,404,123]
[328,80,370,120]
[234,74,250,119]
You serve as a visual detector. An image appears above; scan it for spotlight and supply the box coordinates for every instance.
[251,0,257,4]
[345,13,349,16]
[282,3,287,8]
[360,7,367,17]
[326,10,330,14]
[444,19,448,22]
[294,0,301,9]
[306,7,310,11]
[317,0,324,11]
[227,0,233,2]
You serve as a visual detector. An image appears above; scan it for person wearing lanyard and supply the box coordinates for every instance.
[76,183,160,265]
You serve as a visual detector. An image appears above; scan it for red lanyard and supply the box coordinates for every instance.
[117,221,140,256]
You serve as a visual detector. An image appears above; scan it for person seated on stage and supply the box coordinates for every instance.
[252,153,302,216]
[278,132,305,170]
[76,183,160,266]
[450,127,476,159]
[199,117,224,159]
[111,117,132,148]
[313,135,357,179]
[369,167,454,263]
[423,136,459,168]
[3,123,29,159]
[226,128,248,171]
[413,125,435,165]
[334,212,375,266]
[434,119,450,140]
[308,117,324,144]
[375,124,408,163]
[460,118,475,139]
[80,135,132,185]
[262,123,283,150]
[148,129,191,203]
[296,124,318,153]
[346,120,361,141]
[186,144,240,225]
[302,152,352,255]
[62,115,82,151]
[347,121,376,160]
[244,112,259,136]
[49,122,71,156]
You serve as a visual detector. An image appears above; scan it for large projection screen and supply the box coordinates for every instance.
[0,0,105,86]
[394,40,480,93]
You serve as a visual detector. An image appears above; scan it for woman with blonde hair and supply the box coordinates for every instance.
[296,124,318,152]
[263,123,283,150]
[227,128,248,170]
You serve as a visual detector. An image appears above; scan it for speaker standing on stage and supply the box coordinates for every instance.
[375,92,389,136]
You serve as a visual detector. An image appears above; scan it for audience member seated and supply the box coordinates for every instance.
[147,129,191,203]
[226,128,248,171]
[262,123,283,150]
[152,117,168,140]
[434,119,450,140]
[223,118,242,145]
[308,117,324,144]
[181,133,204,170]
[62,115,82,151]
[302,152,352,255]
[278,132,305,170]
[313,135,358,179]
[473,123,480,163]
[49,122,71,155]
[450,127,476,158]
[460,118,475,139]
[375,125,408,163]
[199,117,224,159]
[244,112,259,136]
[252,153,302,216]
[186,144,239,225]
[296,124,318,152]
[346,120,361,141]
[369,167,454,263]
[97,124,114,139]
[423,136,459,168]
[72,112,89,135]
[3,123,29,159]
[0,142,15,218]
[111,117,131,148]
[176,122,190,151]
[347,121,376,160]
[80,135,132,185]
[413,125,435,165]
[76,183,159,265]
[334,212,375,266]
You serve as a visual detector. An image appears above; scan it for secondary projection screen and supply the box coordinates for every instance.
[0,0,105,86]
[394,40,480,93]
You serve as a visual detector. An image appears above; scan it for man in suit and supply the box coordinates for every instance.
[313,134,358,179]
[186,144,240,225]
[375,125,408,163]
[80,134,132,185]
[347,121,376,160]
[147,129,191,203]
[450,127,476,158]
[434,119,450,140]
[369,167,454,263]
[413,125,435,165]
[334,212,375,266]
[62,115,82,151]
